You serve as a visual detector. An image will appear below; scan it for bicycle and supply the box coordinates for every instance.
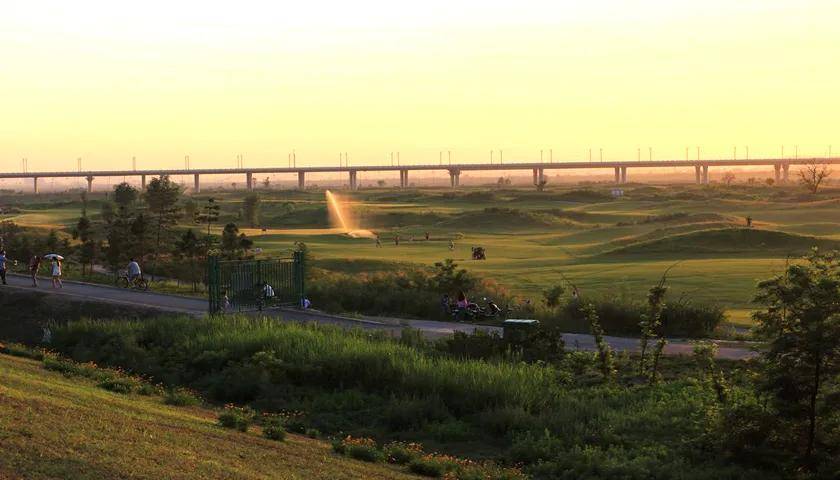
[117,270,150,291]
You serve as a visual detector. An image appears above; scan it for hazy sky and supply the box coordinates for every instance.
[1,1,837,171]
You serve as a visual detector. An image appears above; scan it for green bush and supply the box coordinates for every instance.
[541,297,725,337]
[261,416,287,442]
[218,405,254,432]
[98,376,138,394]
[383,441,423,465]
[340,437,386,463]
[164,387,201,406]
[408,455,459,477]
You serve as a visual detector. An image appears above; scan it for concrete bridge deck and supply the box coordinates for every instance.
[3,157,837,192]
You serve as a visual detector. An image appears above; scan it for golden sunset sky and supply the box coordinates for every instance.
[1,1,837,171]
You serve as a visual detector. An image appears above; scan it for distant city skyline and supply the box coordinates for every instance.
[2,1,838,171]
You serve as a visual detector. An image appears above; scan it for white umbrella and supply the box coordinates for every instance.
[43,254,64,260]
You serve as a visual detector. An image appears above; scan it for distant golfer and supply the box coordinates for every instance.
[394,235,400,246]
[448,240,455,251]
[375,235,382,248]
[746,216,752,227]
[127,258,142,285]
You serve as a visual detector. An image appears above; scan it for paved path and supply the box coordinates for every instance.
[2,273,757,360]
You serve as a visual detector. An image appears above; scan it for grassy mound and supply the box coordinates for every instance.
[440,207,578,231]
[0,353,415,480]
[600,228,840,257]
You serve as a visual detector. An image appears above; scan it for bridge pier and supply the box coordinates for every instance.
[695,165,701,184]
[86,176,94,193]
[774,164,781,185]
[349,170,358,190]
[702,165,709,184]
[194,174,200,193]
[33,177,38,194]
[449,169,460,187]
[532,168,545,188]
[399,169,409,188]
[141,174,146,190]
[782,163,790,183]
[246,172,254,190]
[620,167,627,183]
[297,171,305,190]
[614,167,620,184]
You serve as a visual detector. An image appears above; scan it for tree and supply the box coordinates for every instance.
[100,201,115,224]
[242,194,260,228]
[584,303,616,382]
[195,197,220,253]
[104,206,133,273]
[220,223,253,260]
[542,284,565,308]
[73,215,95,275]
[722,171,736,185]
[129,213,151,265]
[183,199,197,221]
[753,248,840,467]
[799,161,832,194]
[174,229,204,291]
[114,182,139,209]
[432,259,476,295]
[143,176,182,278]
[80,190,89,216]
[639,275,669,384]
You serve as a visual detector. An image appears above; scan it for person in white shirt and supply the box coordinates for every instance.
[127,258,142,285]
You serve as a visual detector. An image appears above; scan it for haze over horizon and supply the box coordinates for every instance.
[2,1,838,172]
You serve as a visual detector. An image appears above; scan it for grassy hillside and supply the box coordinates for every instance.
[0,353,417,480]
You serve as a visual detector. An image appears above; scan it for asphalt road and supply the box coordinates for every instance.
[2,273,756,360]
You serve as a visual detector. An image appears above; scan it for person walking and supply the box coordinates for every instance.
[0,250,9,285]
[29,255,41,287]
[375,235,382,248]
[51,258,62,289]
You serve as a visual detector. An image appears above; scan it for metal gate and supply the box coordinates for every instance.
[207,252,305,314]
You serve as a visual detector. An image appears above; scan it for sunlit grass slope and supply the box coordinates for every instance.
[0,353,417,480]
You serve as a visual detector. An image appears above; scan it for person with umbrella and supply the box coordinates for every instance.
[44,254,63,289]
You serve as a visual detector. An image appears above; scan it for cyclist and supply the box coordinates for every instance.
[127,258,142,286]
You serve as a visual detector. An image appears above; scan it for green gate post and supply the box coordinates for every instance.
[293,250,305,308]
[207,256,221,314]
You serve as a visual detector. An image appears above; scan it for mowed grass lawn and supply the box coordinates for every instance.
[0,354,417,480]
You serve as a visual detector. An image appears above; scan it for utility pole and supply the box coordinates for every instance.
[733,146,736,160]
[132,156,136,171]
[77,157,82,172]
[648,147,652,161]
[589,148,592,162]
[540,149,543,163]
[599,148,603,162]
[448,151,451,165]
[795,145,799,159]
[490,150,493,164]
[781,145,784,158]
[293,149,296,168]
[396,152,399,166]
[550,149,553,163]
[696,146,700,161]
[185,155,190,169]
[390,152,393,166]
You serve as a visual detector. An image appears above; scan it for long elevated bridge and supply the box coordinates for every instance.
[2,157,838,193]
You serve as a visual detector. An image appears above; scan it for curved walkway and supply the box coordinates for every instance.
[2,273,757,360]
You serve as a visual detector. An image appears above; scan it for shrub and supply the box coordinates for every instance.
[304,428,321,439]
[338,436,386,463]
[425,419,473,442]
[164,387,201,406]
[384,441,424,465]
[98,376,138,394]
[262,416,287,442]
[218,405,255,432]
[408,454,459,477]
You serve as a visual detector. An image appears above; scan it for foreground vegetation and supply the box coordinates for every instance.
[39,313,810,479]
[0,350,417,480]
